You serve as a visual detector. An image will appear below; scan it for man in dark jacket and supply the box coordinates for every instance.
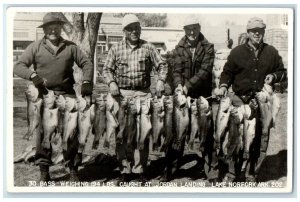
[14,12,94,183]
[216,17,287,182]
[161,17,219,183]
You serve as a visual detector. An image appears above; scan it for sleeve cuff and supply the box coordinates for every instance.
[107,80,116,86]
[220,83,228,89]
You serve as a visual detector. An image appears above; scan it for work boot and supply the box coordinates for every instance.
[223,173,235,185]
[69,167,80,182]
[160,173,172,182]
[137,173,147,186]
[116,173,130,186]
[39,165,51,183]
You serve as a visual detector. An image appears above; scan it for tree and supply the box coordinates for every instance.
[113,13,168,27]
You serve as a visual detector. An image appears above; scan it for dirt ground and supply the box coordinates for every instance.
[12,79,288,188]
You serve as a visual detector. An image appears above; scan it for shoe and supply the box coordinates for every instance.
[137,174,147,185]
[208,177,220,186]
[69,167,80,182]
[246,175,257,183]
[160,174,172,182]
[39,171,51,183]
[39,165,51,183]
[222,173,235,186]
[116,174,130,186]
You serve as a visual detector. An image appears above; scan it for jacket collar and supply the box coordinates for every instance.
[177,32,208,48]
[244,39,267,52]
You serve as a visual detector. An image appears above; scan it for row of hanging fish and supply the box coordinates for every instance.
[19,83,95,165]
[17,82,280,167]
[214,83,281,167]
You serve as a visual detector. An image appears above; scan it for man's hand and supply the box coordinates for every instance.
[215,86,228,98]
[109,82,120,96]
[264,74,274,85]
[81,81,93,96]
[31,74,48,95]
[156,80,165,98]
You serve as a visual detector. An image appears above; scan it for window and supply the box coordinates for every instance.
[283,14,288,26]
[13,31,29,38]
[97,43,106,54]
[108,36,122,43]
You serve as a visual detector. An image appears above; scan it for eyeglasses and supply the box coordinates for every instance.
[124,24,141,33]
[248,29,265,35]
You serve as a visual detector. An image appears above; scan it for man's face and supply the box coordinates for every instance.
[124,22,141,44]
[184,24,200,42]
[247,28,265,46]
[43,23,62,41]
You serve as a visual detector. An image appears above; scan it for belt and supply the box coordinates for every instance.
[120,86,149,90]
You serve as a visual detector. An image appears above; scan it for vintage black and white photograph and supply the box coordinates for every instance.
[6,6,293,193]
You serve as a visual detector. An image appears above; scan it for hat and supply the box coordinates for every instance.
[122,14,140,30]
[183,17,200,27]
[246,17,266,30]
[38,12,66,28]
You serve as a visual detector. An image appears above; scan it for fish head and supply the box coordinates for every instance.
[152,96,164,113]
[256,91,268,103]
[43,90,56,108]
[106,93,119,114]
[127,98,135,114]
[77,96,87,112]
[174,91,187,107]
[163,96,174,110]
[55,95,66,110]
[190,98,198,114]
[263,83,273,95]
[25,83,39,102]
[230,106,244,123]
[95,94,106,108]
[197,96,210,113]
[243,105,252,119]
[73,83,82,97]
[65,97,77,111]
[220,96,231,111]
[141,98,151,114]
[106,93,115,110]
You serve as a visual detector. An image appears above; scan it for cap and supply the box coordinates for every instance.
[246,17,266,30]
[183,17,200,27]
[122,14,140,30]
[38,12,66,28]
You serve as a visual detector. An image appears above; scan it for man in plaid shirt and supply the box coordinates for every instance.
[103,14,168,185]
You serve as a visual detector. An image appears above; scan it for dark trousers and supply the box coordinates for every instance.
[164,116,219,180]
[35,92,79,168]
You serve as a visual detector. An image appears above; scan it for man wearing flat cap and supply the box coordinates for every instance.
[163,17,219,183]
[14,12,94,182]
[103,14,168,185]
[216,17,287,182]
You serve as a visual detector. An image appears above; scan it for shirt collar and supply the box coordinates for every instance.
[123,38,144,49]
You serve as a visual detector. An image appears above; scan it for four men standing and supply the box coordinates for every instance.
[14,13,287,185]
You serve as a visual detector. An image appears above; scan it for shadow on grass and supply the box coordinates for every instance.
[258,150,287,182]
[78,154,120,182]
[146,153,206,180]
